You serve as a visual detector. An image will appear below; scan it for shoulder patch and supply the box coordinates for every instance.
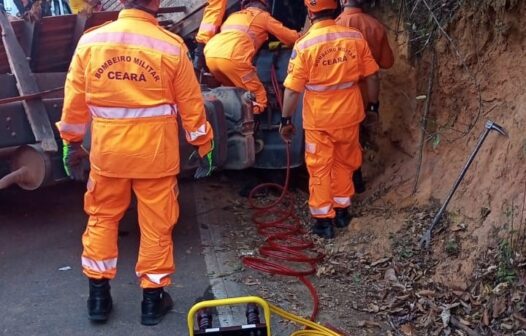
[290,49,297,60]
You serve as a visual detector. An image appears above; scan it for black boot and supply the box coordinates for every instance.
[312,218,335,239]
[141,288,174,326]
[87,278,112,322]
[335,207,352,228]
[352,168,366,194]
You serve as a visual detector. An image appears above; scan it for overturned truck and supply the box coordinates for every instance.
[0,1,306,190]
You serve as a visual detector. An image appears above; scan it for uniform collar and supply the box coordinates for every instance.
[311,19,336,30]
[118,9,158,25]
[246,6,264,13]
[343,7,363,14]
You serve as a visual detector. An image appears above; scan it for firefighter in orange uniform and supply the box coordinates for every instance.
[280,0,380,239]
[56,0,214,325]
[193,0,228,71]
[336,0,394,192]
[204,0,300,114]
[336,0,394,69]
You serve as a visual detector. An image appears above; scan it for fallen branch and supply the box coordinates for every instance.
[412,51,436,195]
[450,316,480,336]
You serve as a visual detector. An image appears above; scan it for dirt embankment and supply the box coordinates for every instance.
[219,2,525,334]
[357,0,526,288]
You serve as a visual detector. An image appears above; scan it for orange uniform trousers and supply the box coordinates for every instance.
[206,57,267,113]
[305,126,362,219]
[82,171,179,288]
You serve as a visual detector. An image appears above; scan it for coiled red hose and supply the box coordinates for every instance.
[242,65,323,320]
[242,143,323,321]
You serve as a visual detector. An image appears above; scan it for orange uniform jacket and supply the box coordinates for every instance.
[57,9,213,179]
[196,0,228,44]
[284,20,379,130]
[204,7,299,63]
[336,7,394,69]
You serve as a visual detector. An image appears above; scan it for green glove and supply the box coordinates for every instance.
[189,140,215,179]
[62,141,87,181]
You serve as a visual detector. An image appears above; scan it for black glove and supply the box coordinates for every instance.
[253,113,264,135]
[366,101,379,114]
[189,140,215,179]
[364,101,380,128]
[193,42,206,72]
[362,101,380,150]
[62,141,88,181]
[279,117,295,142]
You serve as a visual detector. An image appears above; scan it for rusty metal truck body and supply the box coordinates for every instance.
[0,0,306,190]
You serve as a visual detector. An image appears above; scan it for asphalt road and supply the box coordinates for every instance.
[0,181,214,336]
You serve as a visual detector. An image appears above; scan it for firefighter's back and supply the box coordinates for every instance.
[289,22,378,130]
[69,9,200,178]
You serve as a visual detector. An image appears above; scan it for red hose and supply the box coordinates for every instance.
[243,144,323,321]
[270,65,284,112]
[242,65,323,321]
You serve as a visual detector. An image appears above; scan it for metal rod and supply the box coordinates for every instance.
[157,6,186,14]
[0,86,64,106]
[420,120,508,249]
[430,127,491,228]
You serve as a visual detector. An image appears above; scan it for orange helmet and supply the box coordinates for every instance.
[304,0,338,13]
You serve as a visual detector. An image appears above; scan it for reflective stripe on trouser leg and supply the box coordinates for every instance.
[305,129,335,219]
[205,57,267,112]
[82,172,132,280]
[331,126,362,208]
[133,176,179,288]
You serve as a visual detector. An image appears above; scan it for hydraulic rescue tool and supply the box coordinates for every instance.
[420,120,508,249]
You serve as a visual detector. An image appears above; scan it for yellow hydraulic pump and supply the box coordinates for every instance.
[187,296,342,336]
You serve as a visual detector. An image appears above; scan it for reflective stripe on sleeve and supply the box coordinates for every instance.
[305,81,354,92]
[297,31,363,51]
[79,32,181,56]
[333,197,351,207]
[309,204,331,216]
[199,22,218,34]
[186,123,208,142]
[56,121,88,135]
[88,104,177,119]
[81,256,117,273]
